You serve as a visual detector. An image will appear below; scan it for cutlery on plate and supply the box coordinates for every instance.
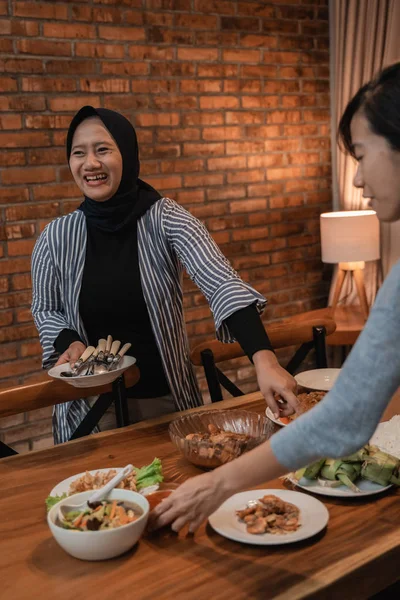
[96,338,107,364]
[104,335,113,359]
[109,343,132,371]
[84,344,100,376]
[107,340,121,364]
[92,337,115,374]
[58,464,134,522]
[60,346,95,378]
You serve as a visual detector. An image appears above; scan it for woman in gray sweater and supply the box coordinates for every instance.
[152,62,400,533]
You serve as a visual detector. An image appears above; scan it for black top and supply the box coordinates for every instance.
[225,302,274,361]
[56,220,170,398]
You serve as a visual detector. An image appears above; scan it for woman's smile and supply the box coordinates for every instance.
[83,172,109,187]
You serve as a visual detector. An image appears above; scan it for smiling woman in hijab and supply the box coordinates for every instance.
[31,106,297,444]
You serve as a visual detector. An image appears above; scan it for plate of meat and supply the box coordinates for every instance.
[266,391,327,427]
[208,490,329,545]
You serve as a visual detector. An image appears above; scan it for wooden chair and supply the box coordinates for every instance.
[0,365,140,458]
[191,313,336,402]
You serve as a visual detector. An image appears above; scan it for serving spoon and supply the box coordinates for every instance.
[58,464,134,522]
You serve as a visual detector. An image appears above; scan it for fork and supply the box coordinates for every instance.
[84,344,100,376]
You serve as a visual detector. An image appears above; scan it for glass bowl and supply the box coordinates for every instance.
[169,409,275,469]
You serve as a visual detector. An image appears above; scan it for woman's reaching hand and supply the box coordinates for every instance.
[253,350,298,419]
[149,470,230,533]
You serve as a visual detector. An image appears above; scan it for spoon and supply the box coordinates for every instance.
[60,346,95,377]
[58,464,134,522]
[83,344,100,376]
[90,338,109,375]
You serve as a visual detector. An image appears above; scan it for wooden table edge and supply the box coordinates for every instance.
[0,393,266,463]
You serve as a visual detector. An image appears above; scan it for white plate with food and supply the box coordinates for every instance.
[47,356,136,388]
[208,489,329,545]
[294,368,341,391]
[47,459,163,510]
[266,390,327,427]
[289,476,392,498]
[286,445,398,498]
[50,468,126,498]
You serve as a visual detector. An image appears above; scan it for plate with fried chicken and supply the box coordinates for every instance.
[208,489,329,545]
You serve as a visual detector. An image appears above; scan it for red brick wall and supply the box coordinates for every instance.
[0,0,331,451]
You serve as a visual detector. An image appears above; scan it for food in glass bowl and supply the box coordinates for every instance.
[186,424,252,462]
[169,409,274,469]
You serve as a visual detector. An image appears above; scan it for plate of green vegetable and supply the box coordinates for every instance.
[286,445,400,498]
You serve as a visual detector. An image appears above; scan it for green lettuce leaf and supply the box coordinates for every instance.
[45,493,68,512]
[135,457,163,490]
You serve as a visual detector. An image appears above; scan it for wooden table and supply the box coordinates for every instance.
[307,306,366,346]
[1,393,399,600]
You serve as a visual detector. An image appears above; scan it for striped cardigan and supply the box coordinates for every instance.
[31,197,266,443]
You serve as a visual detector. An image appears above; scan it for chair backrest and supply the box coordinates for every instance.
[190,311,336,402]
[0,365,140,419]
[191,315,336,365]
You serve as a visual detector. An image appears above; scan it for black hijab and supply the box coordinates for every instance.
[66,106,161,232]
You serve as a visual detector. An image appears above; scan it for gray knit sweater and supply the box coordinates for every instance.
[271,259,400,470]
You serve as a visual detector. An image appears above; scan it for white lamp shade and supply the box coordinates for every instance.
[320,210,380,263]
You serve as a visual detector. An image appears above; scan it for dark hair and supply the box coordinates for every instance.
[338,61,400,157]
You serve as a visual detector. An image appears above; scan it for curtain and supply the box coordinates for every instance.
[329,0,400,306]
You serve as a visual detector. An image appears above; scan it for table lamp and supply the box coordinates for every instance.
[320,210,380,320]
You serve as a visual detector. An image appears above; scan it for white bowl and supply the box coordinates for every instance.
[295,368,341,392]
[47,489,149,561]
[47,356,136,388]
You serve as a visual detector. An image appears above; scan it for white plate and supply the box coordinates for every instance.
[265,407,287,427]
[289,476,392,498]
[50,468,123,497]
[208,489,329,545]
[48,356,136,388]
[294,368,341,391]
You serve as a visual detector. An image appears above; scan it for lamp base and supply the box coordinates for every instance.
[331,261,369,320]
